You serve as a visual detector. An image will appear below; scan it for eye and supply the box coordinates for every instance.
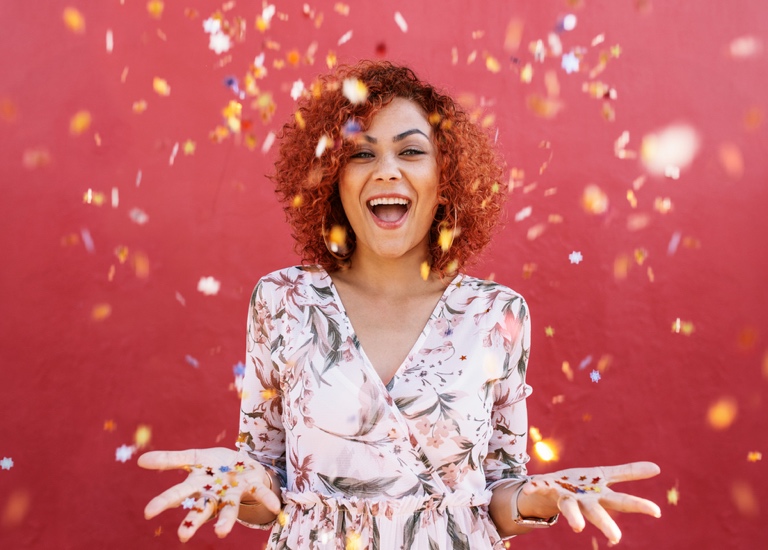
[350,150,374,159]
[401,148,425,156]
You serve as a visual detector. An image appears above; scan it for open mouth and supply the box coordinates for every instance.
[367,197,411,223]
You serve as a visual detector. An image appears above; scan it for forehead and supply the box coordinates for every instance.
[365,97,431,135]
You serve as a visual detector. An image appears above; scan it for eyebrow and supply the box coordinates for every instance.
[363,129,430,144]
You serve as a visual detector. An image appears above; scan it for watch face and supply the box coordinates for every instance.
[514,514,560,527]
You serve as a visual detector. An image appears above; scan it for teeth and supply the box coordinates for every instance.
[368,197,410,207]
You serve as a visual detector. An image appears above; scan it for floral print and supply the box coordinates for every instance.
[237,266,532,549]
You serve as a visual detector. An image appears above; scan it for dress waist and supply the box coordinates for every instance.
[282,489,492,516]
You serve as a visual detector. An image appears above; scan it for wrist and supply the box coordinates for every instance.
[514,481,560,526]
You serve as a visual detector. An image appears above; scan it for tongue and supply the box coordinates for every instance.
[373,204,407,222]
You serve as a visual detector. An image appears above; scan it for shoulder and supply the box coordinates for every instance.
[451,274,529,320]
[250,264,329,303]
[456,274,526,302]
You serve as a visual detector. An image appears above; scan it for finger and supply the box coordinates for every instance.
[599,491,662,518]
[177,496,217,543]
[246,479,282,515]
[144,480,199,519]
[138,449,201,471]
[580,500,622,545]
[213,500,240,538]
[600,462,661,484]
[557,494,585,533]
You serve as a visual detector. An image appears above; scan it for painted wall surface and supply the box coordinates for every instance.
[1,1,766,548]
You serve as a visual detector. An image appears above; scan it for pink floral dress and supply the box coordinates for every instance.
[237,266,532,549]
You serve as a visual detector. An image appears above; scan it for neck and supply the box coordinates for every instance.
[341,239,440,296]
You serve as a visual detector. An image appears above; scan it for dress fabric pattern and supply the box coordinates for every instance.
[237,265,533,549]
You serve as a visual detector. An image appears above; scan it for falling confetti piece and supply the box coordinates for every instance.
[640,124,700,176]
[91,303,112,321]
[129,208,149,225]
[533,440,558,462]
[514,206,532,222]
[394,12,408,33]
[115,445,135,463]
[153,77,171,96]
[728,36,763,59]
[146,1,164,19]
[708,397,738,430]
[103,420,116,431]
[338,30,353,46]
[80,228,95,253]
[197,276,221,296]
[718,143,744,179]
[561,51,579,73]
[485,55,501,73]
[561,14,577,31]
[504,18,524,52]
[747,452,762,462]
[342,78,368,104]
[731,481,759,517]
[106,30,114,53]
[590,370,601,383]
[262,131,275,154]
[671,318,694,335]
[22,147,51,169]
[63,7,85,33]
[132,100,147,114]
[2,489,31,528]
[69,110,92,135]
[290,79,305,100]
[420,261,430,281]
[667,487,679,505]
[0,457,13,470]
[168,142,179,165]
[545,326,555,337]
[569,251,583,264]
[134,425,152,448]
[182,140,196,155]
[562,361,573,381]
[185,355,199,367]
[315,135,332,157]
[581,184,609,214]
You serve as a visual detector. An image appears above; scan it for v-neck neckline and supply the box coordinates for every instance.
[321,268,463,390]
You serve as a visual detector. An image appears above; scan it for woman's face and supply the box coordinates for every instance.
[339,97,439,263]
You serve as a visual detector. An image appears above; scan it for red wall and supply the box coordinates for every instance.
[2,1,766,548]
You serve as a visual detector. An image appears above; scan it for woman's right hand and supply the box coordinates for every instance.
[138,447,281,542]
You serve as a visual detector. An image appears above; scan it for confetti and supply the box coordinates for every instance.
[103,419,116,431]
[106,30,114,53]
[69,110,92,135]
[561,52,579,74]
[545,326,554,337]
[394,12,408,33]
[315,135,332,157]
[134,425,152,448]
[197,276,221,296]
[210,32,232,54]
[533,440,558,462]
[153,77,171,96]
[261,131,275,154]
[420,261,430,281]
[338,30,353,46]
[181,497,195,510]
[590,370,601,383]
[514,206,532,222]
[63,7,86,33]
[562,361,573,381]
[129,208,149,225]
[290,79,305,100]
[747,452,762,462]
[667,487,679,505]
[132,100,147,113]
[0,457,13,470]
[707,397,737,430]
[504,18,524,52]
[182,140,196,155]
[671,318,694,335]
[560,14,577,32]
[728,36,763,59]
[342,78,368,104]
[115,445,135,463]
[22,147,51,169]
[568,251,583,264]
[185,355,199,367]
[718,143,744,179]
[146,1,164,19]
[80,228,95,253]
[731,481,759,517]
[91,303,112,321]
[581,184,609,214]
[640,124,700,176]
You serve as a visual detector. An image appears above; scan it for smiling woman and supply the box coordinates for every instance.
[138,60,661,549]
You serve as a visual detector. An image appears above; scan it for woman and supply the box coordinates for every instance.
[139,61,661,548]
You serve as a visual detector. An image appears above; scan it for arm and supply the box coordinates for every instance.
[235,281,287,528]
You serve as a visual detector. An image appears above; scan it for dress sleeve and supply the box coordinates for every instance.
[483,297,533,492]
[236,281,287,486]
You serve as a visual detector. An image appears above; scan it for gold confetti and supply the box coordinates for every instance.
[626,189,637,208]
[134,425,152,448]
[63,7,86,33]
[614,254,630,280]
[326,51,337,69]
[69,110,92,135]
[671,318,695,335]
[153,77,170,96]
[747,452,762,462]
[581,184,609,214]
[286,49,300,66]
[707,397,737,430]
[334,3,350,16]
[654,197,673,214]
[295,111,306,129]
[561,361,573,381]
[292,194,303,208]
[420,261,430,281]
[503,18,524,52]
[114,246,129,264]
[718,143,744,179]
[328,225,347,253]
[520,63,533,83]
[544,326,554,337]
[485,55,501,73]
[132,100,147,113]
[183,140,196,155]
[91,303,112,321]
[147,0,164,19]
[731,481,759,517]
[132,251,150,279]
[667,487,679,506]
[634,248,648,265]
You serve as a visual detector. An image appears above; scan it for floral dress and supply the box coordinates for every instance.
[237,265,532,549]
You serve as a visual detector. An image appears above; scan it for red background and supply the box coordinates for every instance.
[1,1,767,548]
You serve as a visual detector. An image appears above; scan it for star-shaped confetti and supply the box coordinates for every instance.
[590,370,601,383]
[197,276,221,296]
[182,140,196,155]
[181,497,196,509]
[103,419,116,432]
[569,251,583,264]
[115,444,135,463]
[1,457,13,470]
[545,326,555,337]
[561,51,580,74]
[747,452,762,462]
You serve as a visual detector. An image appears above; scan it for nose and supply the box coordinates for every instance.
[373,153,401,182]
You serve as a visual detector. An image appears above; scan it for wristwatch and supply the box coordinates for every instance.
[512,479,559,527]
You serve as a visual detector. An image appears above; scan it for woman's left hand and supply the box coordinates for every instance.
[522,461,661,545]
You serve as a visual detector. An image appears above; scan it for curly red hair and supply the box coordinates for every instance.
[272,60,506,276]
